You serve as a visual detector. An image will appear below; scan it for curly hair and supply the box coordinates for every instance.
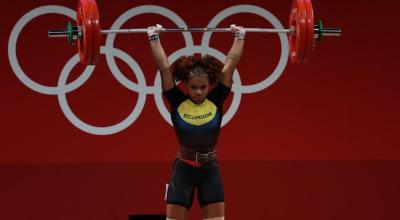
[172,54,223,84]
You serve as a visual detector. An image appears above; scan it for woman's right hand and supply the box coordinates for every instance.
[229,24,246,40]
[147,24,164,40]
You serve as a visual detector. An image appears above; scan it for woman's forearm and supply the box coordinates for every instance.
[225,38,244,68]
[150,40,169,71]
[221,37,245,87]
[149,39,174,91]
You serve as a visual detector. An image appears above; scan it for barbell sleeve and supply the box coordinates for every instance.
[316,27,341,36]
[48,29,78,37]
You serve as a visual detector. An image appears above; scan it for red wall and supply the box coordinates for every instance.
[1,0,399,219]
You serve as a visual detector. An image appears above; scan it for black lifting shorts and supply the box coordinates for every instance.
[166,159,224,209]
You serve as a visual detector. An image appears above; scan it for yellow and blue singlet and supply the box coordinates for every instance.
[163,82,231,151]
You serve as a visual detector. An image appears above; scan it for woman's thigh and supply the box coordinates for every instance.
[201,202,225,218]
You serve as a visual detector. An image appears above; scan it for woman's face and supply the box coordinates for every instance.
[186,76,210,104]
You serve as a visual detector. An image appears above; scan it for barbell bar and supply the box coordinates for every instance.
[48,0,342,65]
[48,26,341,39]
[49,27,294,37]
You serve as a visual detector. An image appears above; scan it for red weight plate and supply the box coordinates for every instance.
[289,0,307,63]
[87,0,101,64]
[302,0,315,63]
[76,0,93,65]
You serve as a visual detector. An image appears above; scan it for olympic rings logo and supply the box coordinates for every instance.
[8,4,289,135]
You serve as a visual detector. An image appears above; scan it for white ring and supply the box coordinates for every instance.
[8,6,94,95]
[201,5,289,93]
[57,46,147,135]
[105,5,195,93]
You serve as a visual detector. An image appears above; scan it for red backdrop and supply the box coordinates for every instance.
[1,0,399,219]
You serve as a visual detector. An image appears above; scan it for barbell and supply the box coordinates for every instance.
[48,0,341,65]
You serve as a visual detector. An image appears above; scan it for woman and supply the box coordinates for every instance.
[148,24,245,220]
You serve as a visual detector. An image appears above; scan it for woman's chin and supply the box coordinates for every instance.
[193,98,205,104]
